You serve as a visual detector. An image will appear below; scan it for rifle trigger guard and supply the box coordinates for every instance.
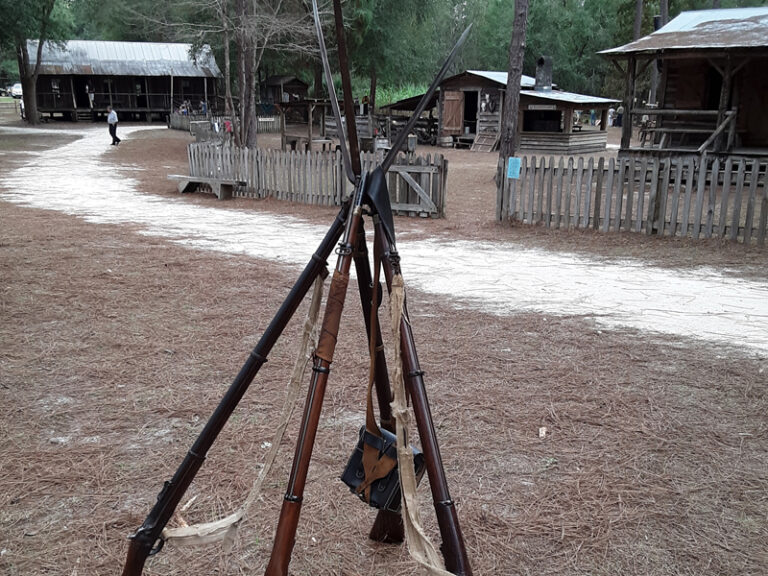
[148,537,165,556]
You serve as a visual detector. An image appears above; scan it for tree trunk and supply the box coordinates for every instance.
[313,61,323,98]
[498,0,529,163]
[16,1,54,126]
[660,0,669,25]
[634,0,643,40]
[16,42,41,125]
[369,65,376,136]
[712,0,721,8]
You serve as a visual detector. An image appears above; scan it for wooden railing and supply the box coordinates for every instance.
[498,155,768,245]
[186,142,447,217]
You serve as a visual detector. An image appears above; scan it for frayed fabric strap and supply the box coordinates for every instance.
[389,274,453,576]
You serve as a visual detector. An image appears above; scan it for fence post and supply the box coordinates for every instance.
[593,157,604,230]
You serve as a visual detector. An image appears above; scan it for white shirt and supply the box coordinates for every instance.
[107,110,118,124]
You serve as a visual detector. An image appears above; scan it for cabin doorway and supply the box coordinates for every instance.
[463,92,478,134]
[73,77,91,109]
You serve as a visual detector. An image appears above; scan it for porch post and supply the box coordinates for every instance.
[564,106,573,134]
[600,108,608,131]
[715,56,733,152]
[621,56,636,150]
[308,102,314,150]
[144,77,151,122]
[170,74,174,112]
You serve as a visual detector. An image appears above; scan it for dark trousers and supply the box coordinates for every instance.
[109,123,121,144]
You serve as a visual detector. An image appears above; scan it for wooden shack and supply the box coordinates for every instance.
[263,75,309,104]
[437,67,617,153]
[438,70,534,148]
[28,40,221,122]
[600,7,768,156]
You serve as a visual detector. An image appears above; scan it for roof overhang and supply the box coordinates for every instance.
[600,8,768,60]
[520,90,619,108]
[28,40,222,78]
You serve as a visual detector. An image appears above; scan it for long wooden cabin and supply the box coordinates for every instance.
[27,40,221,122]
[600,7,768,157]
[437,66,617,153]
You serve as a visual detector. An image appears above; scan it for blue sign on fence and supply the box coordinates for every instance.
[507,157,521,179]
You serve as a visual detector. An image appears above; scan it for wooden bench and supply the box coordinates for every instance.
[167,175,245,200]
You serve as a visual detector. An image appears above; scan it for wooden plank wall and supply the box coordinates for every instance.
[187,143,447,217]
[498,155,768,245]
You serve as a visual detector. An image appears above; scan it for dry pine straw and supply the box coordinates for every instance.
[1,201,767,576]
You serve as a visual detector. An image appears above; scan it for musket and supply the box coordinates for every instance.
[119,202,349,576]
[264,172,367,576]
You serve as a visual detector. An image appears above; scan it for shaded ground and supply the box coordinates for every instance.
[1,127,767,576]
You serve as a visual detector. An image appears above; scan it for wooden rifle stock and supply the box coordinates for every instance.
[265,180,366,576]
[119,203,349,576]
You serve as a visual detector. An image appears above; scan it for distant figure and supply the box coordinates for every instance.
[200,100,207,115]
[86,84,95,109]
[616,104,625,128]
[107,105,121,146]
[590,109,596,125]
[608,107,615,127]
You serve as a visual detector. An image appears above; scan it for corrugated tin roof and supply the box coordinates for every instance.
[520,89,619,106]
[600,7,768,57]
[465,70,536,88]
[27,40,222,77]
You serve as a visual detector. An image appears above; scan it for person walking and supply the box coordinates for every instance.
[107,105,121,145]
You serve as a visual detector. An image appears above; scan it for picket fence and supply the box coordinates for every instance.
[498,155,768,245]
[187,143,447,216]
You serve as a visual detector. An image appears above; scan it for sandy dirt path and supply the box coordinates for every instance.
[1,124,767,355]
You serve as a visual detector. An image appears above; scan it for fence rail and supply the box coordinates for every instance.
[187,143,447,216]
[498,155,768,245]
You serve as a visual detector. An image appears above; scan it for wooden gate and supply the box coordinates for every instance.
[442,91,464,136]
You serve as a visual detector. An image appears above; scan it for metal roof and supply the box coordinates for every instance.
[266,75,308,87]
[520,89,619,107]
[27,40,222,77]
[464,70,536,88]
[600,7,768,58]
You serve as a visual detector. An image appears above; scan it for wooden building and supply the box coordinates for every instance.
[437,67,617,153]
[600,7,768,156]
[262,75,309,104]
[27,40,221,121]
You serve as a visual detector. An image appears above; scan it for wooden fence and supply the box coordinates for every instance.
[169,113,280,134]
[498,155,768,245]
[187,143,447,216]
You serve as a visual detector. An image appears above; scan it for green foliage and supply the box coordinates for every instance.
[38,0,768,106]
[374,82,429,106]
